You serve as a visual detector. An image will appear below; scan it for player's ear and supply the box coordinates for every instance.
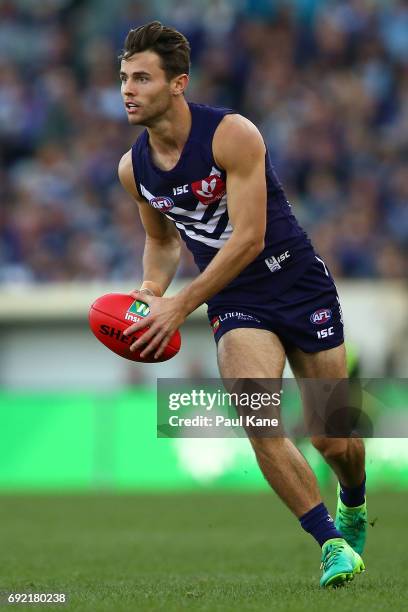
[171,73,189,96]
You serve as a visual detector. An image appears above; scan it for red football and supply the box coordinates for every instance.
[89,293,181,362]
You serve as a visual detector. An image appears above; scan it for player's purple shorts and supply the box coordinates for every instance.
[207,257,344,353]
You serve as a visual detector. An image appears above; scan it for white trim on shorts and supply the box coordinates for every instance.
[315,256,329,277]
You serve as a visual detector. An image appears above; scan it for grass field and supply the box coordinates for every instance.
[0,491,407,611]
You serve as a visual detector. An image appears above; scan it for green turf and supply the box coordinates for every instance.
[0,491,406,611]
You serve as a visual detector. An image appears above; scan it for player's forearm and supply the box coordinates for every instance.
[176,233,264,315]
[141,235,181,296]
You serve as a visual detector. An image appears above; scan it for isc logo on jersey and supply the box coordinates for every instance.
[310,309,332,325]
[191,175,226,205]
[173,184,189,195]
[150,196,174,212]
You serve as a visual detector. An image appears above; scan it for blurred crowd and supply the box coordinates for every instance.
[0,0,407,283]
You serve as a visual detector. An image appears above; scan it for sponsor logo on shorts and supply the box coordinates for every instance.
[211,312,261,333]
[150,196,174,212]
[218,312,261,323]
[310,308,332,325]
[265,250,290,273]
[125,300,150,323]
[211,316,220,334]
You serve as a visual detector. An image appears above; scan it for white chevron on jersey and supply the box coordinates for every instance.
[174,195,232,239]
[140,184,155,201]
[167,201,219,222]
[175,224,228,248]
[140,183,232,247]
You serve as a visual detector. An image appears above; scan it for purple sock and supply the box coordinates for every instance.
[300,502,343,547]
[339,474,366,507]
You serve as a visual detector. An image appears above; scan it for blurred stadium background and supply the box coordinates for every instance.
[0,1,407,607]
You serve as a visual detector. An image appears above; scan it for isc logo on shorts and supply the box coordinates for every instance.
[310,308,332,325]
[317,327,334,339]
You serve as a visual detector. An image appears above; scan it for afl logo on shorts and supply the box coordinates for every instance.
[310,308,332,325]
[150,196,174,212]
[191,175,226,205]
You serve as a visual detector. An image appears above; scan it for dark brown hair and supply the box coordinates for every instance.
[120,21,191,81]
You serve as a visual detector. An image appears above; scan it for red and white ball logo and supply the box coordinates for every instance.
[191,175,226,205]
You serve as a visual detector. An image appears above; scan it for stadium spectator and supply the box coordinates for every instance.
[0,0,406,282]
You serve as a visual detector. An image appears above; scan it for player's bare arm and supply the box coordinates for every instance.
[118,149,181,298]
[124,114,267,358]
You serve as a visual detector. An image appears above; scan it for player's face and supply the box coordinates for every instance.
[120,51,174,126]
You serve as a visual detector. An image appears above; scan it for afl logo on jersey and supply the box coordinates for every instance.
[150,196,174,212]
[310,309,332,325]
[191,175,226,205]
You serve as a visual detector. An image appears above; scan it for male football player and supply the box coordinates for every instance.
[118,21,367,587]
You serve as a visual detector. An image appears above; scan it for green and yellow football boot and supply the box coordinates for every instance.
[320,538,365,588]
[335,484,367,555]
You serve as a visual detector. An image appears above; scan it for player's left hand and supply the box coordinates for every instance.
[123,290,187,359]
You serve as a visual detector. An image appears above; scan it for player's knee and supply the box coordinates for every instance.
[311,437,348,462]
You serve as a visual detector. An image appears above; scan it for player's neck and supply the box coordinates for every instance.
[147,98,191,157]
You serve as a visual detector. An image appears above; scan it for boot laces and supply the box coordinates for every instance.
[320,541,346,571]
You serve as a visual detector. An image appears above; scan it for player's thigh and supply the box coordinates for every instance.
[288,343,350,440]
[218,328,286,446]
[287,342,347,378]
[217,327,286,378]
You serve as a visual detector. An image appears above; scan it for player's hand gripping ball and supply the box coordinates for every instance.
[89,293,181,362]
